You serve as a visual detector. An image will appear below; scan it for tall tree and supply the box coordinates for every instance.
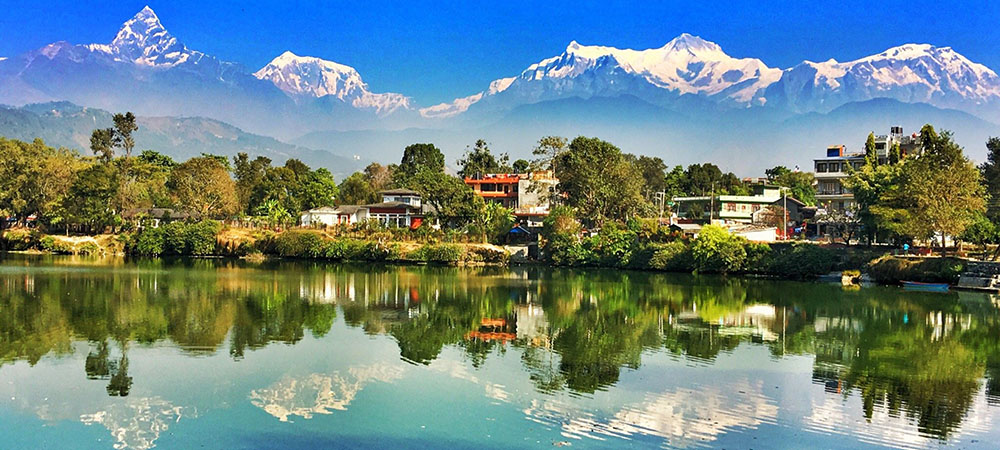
[363,162,394,191]
[980,137,1000,220]
[408,169,483,226]
[864,132,878,166]
[889,142,902,165]
[167,156,239,218]
[398,143,445,183]
[112,112,138,159]
[629,155,668,200]
[338,172,378,205]
[765,165,816,205]
[233,153,271,214]
[555,136,647,225]
[90,128,115,163]
[532,136,568,172]
[457,139,511,178]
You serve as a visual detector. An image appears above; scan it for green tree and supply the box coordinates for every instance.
[233,153,272,214]
[408,169,483,226]
[864,132,878,166]
[473,202,515,244]
[766,166,817,205]
[512,159,530,173]
[690,225,746,273]
[629,155,668,200]
[979,137,1000,220]
[555,136,647,225]
[531,136,568,171]
[112,112,139,159]
[456,139,511,178]
[64,163,120,231]
[168,157,239,218]
[338,172,378,205]
[90,128,115,163]
[889,142,902,165]
[398,143,445,183]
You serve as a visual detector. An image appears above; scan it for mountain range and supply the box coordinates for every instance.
[1,6,998,174]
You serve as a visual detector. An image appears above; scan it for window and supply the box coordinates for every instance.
[829,162,839,172]
[817,163,828,173]
[725,203,737,212]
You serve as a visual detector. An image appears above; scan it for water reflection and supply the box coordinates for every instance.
[3,255,1000,448]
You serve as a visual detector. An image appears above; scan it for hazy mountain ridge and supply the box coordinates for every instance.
[0,102,361,177]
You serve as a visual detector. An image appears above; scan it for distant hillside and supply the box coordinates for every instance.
[0,102,361,177]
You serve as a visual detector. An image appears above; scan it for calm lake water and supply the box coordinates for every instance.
[2,255,1000,449]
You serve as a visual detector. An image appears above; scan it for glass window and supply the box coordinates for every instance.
[817,163,827,173]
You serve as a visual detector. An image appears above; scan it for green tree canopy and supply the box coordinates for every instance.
[457,139,511,178]
[167,156,239,218]
[398,143,445,183]
[555,136,647,225]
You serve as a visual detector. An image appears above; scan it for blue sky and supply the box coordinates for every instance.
[2,0,998,105]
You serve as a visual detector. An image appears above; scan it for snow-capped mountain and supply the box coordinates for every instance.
[254,51,411,115]
[0,6,413,138]
[421,34,782,118]
[764,43,1000,114]
[423,35,1000,121]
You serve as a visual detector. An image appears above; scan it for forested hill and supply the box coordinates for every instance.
[0,102,360,177]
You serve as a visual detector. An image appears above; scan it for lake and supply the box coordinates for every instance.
[2,254,999,449]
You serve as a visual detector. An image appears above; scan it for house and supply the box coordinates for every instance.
[123,208,200,229]
[464,171,558,228]
[814,126,922,212]
[673,184,804,223]
[300,189,427,229]
[300,205,369,227]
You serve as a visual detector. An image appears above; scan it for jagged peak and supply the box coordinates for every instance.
[662,33,722,54]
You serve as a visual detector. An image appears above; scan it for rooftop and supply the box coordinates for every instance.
[380,188,420,196]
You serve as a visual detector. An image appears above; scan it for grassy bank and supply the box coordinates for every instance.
[2,222,510,266]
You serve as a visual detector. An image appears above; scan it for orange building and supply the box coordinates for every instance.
[463,174,520,209]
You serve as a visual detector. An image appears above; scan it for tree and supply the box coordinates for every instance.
[90,128,115,163]
[854,127,985,253]
[766,165,817,205]
[233,153,271,214]
[408,169,483,226]
[473,202,515,244]
[112,112,138,159]
[398,143,445,183]
[137,150,176,169]
[338,172,378,205]
[629,155,668,200]
[168,157,239,218]
[864,132,878,166]
[683,163,746,196]
[64,163,120,231]
[690,225,746,273]
[297,168,338,210]
[979,137,1000,220]
[456,139,511,178]
[814,204,861,244]
[512,159,530,173]
[363,162,394,191]
[889,142,902,165]
[555,136,647,225]
[532,136,568,172]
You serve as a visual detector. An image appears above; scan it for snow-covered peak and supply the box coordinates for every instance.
[109,6,192,67]
[254,51,412,114]
[422,34,780,117]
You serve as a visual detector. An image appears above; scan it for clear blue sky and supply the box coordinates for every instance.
[2,0,998,105]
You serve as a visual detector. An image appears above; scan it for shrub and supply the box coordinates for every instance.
[162,222,188,255]
[411,243,464,263]
[690,225,747,273]
[648,241,693,272]
[39,236,73,254]
[186,220,221,256]
[466,246,509,265]
[2,229,39,251]
[743,242,773,273]
[78,242,101,256]
[768,243,835,279]
[273,230,325,258]
[590,223,636,267]
[129,227,165,256]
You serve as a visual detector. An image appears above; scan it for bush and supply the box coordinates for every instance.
[767,243,835,279]
[690,225,747,273]
[186,220,221,256]
[411,243,464,263]
[867,255,965,284]
[129,227,165,256]
[648,241,694,272]
[78,242,101,256]
[2,229,39,251]
[273,230,325,258]
[589,223,636,268]
[466,246,509,265]
[39,236,73,254]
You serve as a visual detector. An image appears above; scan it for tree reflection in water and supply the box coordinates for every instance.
[2,255,1000,440]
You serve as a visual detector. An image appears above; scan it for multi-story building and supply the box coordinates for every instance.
[465,171,558,227]
[814,126,922,211]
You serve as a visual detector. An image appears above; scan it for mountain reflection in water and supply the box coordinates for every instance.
[2,254,1000,449]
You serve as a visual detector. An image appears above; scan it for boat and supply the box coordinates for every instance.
[901,281,950,292]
